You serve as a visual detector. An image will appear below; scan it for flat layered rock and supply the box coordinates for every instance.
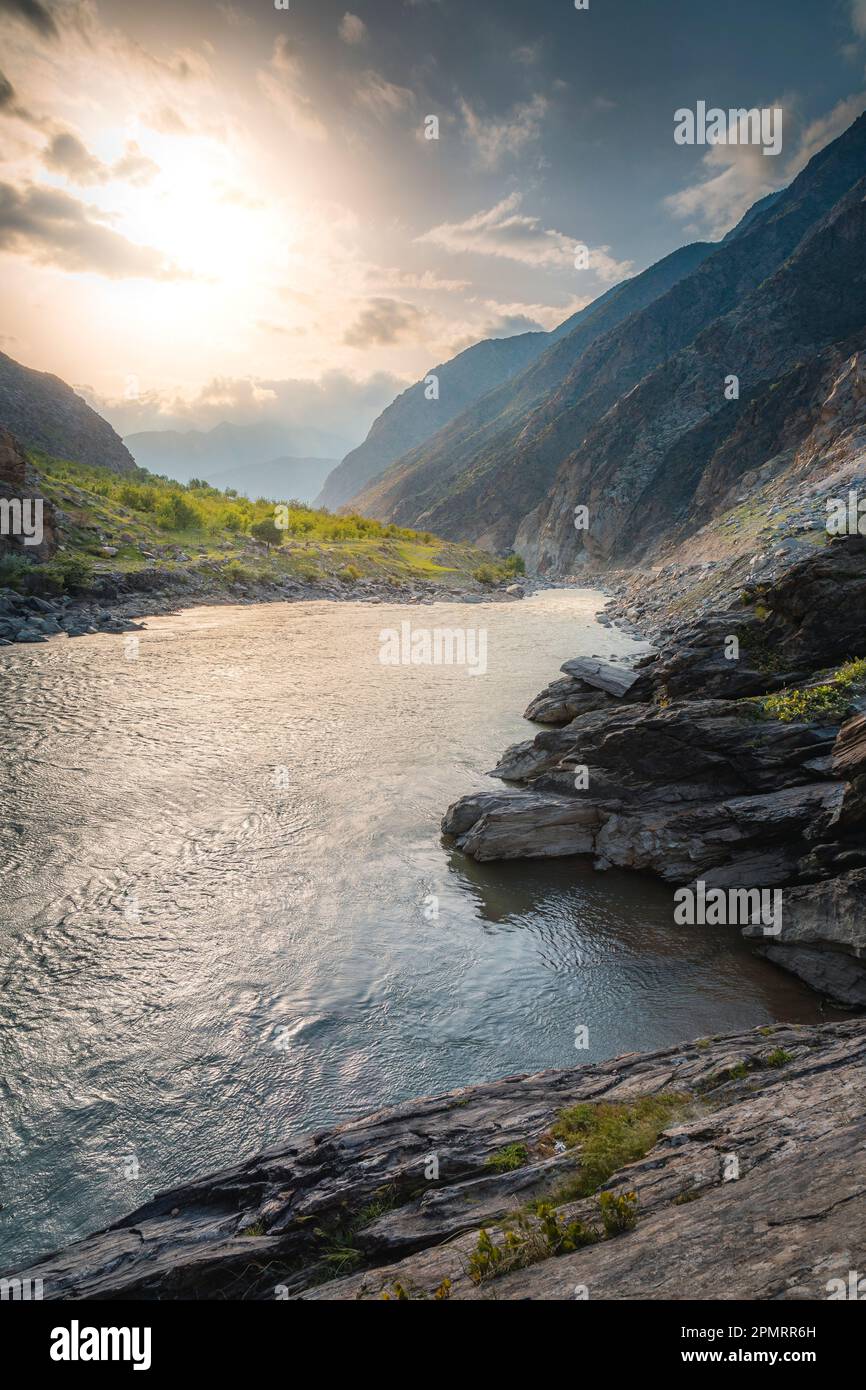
[559,657,640,698]
[11,1023,865,1302]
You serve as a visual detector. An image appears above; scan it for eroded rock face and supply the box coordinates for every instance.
[8,1022,865,1302]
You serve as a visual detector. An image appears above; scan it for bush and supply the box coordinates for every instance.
[0,552,35,591]
[155,493,204,532]
[338,564,362,584]
[473,563,499,585]
[118,483,157,512]
[250,518,284,551]
[44,553,94,593]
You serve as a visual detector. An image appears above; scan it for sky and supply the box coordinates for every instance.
[1,0,866,448]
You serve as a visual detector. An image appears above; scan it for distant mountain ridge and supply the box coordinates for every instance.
[205,456,338,505]
[0,350,135,474]
[125,420,351,490]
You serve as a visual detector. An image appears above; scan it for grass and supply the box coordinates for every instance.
[757,658,866,724]
[484,1143,529,1173]
[7,451,510,597]
[545,1093,690,1201]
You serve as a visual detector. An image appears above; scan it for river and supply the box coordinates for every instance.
[0,588,823,1268]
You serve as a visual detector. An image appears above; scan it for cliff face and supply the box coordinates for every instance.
[9,1021,866,1300]
[0,350,135,475]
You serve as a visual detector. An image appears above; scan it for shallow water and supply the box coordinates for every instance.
[0,588,823,1267]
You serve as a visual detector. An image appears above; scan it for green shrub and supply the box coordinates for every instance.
[473,562,499,585]
[155,493,204,532]
[0,552,35,591]
[484,1143,529,1173]
[598,1190,638,1235]
[338,564,362,584]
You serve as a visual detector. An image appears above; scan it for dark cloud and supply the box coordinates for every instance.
[343,297,424,348]
[0,181,183,279]
[42,132,105,184]
[42,133,159,188]
[0,0,57,40]
[0,70,14,107]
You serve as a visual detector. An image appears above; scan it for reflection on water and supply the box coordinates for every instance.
[0,589,823,1267]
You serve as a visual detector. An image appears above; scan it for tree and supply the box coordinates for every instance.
[250,518,284,552]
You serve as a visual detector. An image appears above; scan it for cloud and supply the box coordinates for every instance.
[339,13,368,45]
[87,368,408,441]
[42,132,159,187]
[42,132,105,184]
[257,37,328,141]
[459,94,548,168]
[665,94,866,238]
[417,192,632,281]
[0,181,183,278]
[145,106,191,136]
[112,141,160,187]
[343,296,425,347]
[0,69,14,107]
[0,0,57,40]
[355,70,414,120]
[851,1,866,38]
[788,92,866,175]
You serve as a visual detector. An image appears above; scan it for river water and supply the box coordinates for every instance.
[0,588,823,1267]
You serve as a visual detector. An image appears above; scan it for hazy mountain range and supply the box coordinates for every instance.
[124,421,350,501]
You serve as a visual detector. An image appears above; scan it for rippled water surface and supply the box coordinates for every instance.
[0,589,823,1266]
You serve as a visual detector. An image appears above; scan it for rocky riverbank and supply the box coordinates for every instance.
[443,535,866,1005]
[0,566,531,649]
[9,1020,866,1300]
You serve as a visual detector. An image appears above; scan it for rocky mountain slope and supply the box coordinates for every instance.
[352,110,866,566]
[317,328,548,511]
[9,1020,865,1300]
[0,350,135,474]
[351,241,713,542]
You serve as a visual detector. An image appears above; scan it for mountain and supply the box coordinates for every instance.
[315,330,547,511]
[352,109,866,565]
[350,240,714,539]
[528,169,866,574]
[0,350,135,474]
[205,456,338,504]
[320,276,684,514]
[125,420,351,487]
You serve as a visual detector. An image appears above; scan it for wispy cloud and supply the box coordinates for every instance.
[339,13,368,45]
[257,36,328,141]
[417,192,632,282]
[459,94,548,168]
[355,70,414,120]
